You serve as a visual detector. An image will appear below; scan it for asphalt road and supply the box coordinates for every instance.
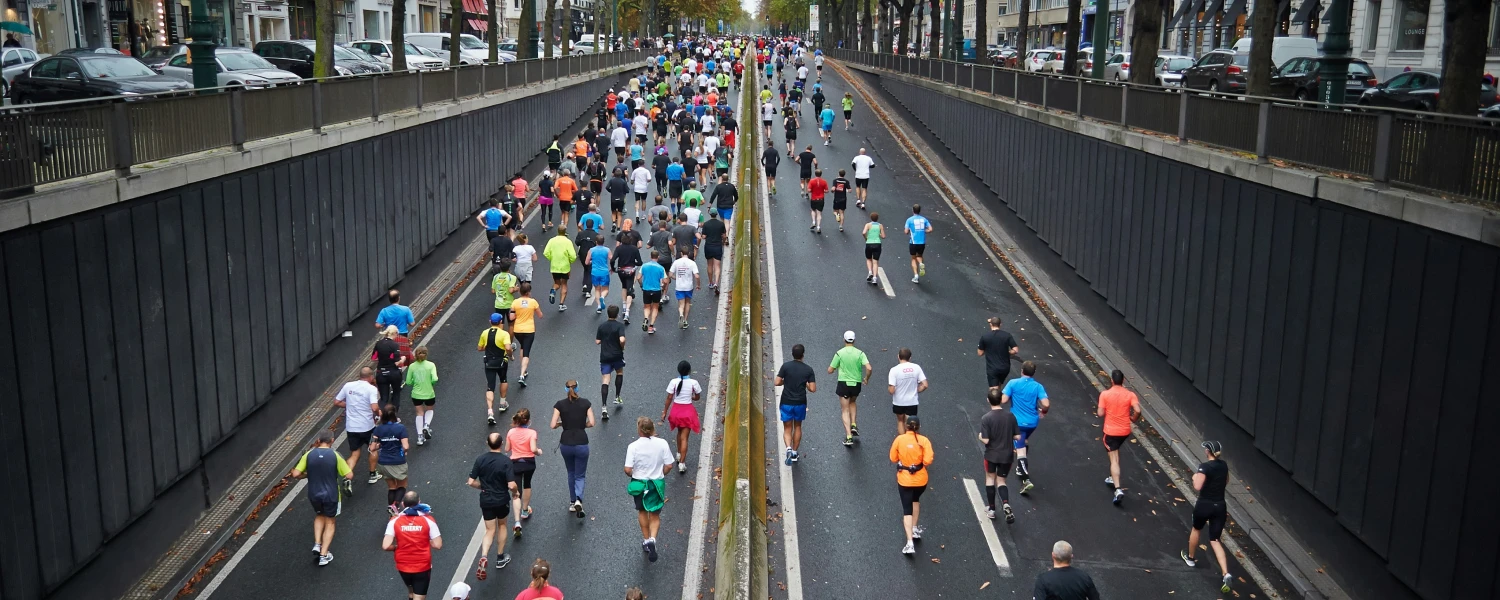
[758,61,1277,599]
[197,106,734,600]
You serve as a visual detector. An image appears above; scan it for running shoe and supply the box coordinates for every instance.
[1113,489,1124,505]
[513,523,523,538]
[815,227,821,234]
[423,426,433,440]
[1221,574,1233,593]
[602,409,611,421]
[520,507,531,519]
[681,319,688,329]
[318,553,333,567]
[790,450,799,463]
[911,275,920,283]
[919,263,926,277]
[518,375,528,387]
[679,462,687,474]
[646,540,659,562]
[1003,503,1015,524]
[623,315,631,325]
[824,140,829,146]
[986,507,996,519]
[388,503,399,516]
[496,553,512,569]
[643,321,650,332]
[487,413,497,426]
[1179,550,1196,567]
[809,224,816,232]
[415,435,425,446]
[1104,476,1114,486]
[850,423,860,437]
[901,541,915,555]
[1020,481,1034,495]
[785,448,794,466]
[575,501,585,517]
[340,478,353,498]
[498,400,509,412]
[649,325,656,334]
[549,289,556,304]
[597,305,604,314]
[367,471,382,484]
[476,556,488,580]
[312,544,321,554]
[615,397,624,406]
[843,435,853,447]
[912,525,924,540]
[559,304,568,311]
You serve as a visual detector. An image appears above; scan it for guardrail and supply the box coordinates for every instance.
[0,50,643,196]
[828,48,1500,207]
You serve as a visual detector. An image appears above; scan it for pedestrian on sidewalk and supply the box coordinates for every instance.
[383,490,442,600]
[976,316,1020,391]
[290,431,352,567]
[626,417,674,562]
[661,360,703,474]
[505,409,541,537]
[513,558,564,599]
[828,330,872,446]
[1001,360,1048,495]
[775,344,817,465]
[1181,440,1234,593]
[404,347,439,446]
[887,348,928,434]
[370,404,411,515]
[1097,369,1142,506]
[373,326,407,409]
[552,380,595,517]
[334,367,381,485]
[468,431,517,580]
[1033,541,1101,600]
[889,416,933,556]
[978,388,1021,524]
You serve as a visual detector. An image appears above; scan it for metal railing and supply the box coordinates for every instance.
[829,48,1500,206]
[0,50,642,196]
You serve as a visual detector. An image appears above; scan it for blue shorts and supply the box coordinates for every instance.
[1014,425,1038,449]
[676,290,694,300]
[822,123,833,132]
[719,208,734,222]
[591,274,611,287]
[779,403,807,422]
[601,360,626,374]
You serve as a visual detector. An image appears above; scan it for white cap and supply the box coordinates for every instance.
[843,330,856,342]
[447,582,471,599]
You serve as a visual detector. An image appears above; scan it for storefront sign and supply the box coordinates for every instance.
[250,2,286,16]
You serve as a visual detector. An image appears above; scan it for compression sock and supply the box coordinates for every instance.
[615,374,625,397]
[602,384,611,403]
[423,409,433,428]
[985,485,996,509]
[998,485,1010,503]
[1017,457,1030,478]
[387,489,399,505]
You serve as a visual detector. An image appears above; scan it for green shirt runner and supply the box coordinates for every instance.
[404,360,439,400]
[493,271,518,309]
[829,346,870,383]
[864,222,883,244]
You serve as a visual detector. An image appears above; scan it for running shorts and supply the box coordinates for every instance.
[898,485,926,516]
[346,429,373,454]
[592,273,611,288]
[669,180,684,198]
[855,177,869,189]
[613,199,627,212]
[765,166,778,177]
[559,201,573,215]
[833,198,847,211]
[601,360,626,375]
[864,243,882,260]
[514,332,536,355]
[908,243,926,257]
[892,404,918,416]
[1192,500,1228,541]
[762,119,772,127]
[779,403,807,422]
[675,289,694,300]
[616,271,637,296]
[643,289,663,304]
[704,245,724,261]
[552,271,571,283]
[633,491,664,513]
[719,208,734,221]
[411,397,435,407]
[512,458,536,488]
[835,381,863,399]
[634,191,647,203]
[786,130,796,141]
[485,364,509,389]
[844,110,852,120]
[810,200,825,212]
[800,170,812,180]
[984,459,1013,477]
[986,367,1010,388]
[1103,434,1129,452]
[399,570,433,596]
[822,123,833,132]
[481,503,510,521]
[309,494,340,518]
[1015,425,1037,449]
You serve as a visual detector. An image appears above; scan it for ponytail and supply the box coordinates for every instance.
[565,380,579,403]
[529,558,552,590]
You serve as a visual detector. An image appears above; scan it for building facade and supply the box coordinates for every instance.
[1351,0,1500,79]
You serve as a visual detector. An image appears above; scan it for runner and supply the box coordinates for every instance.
[842,91,854,130]
[637,249,669,334]
[1034,541,1102,599]
[511,234,536,284]
[290,431,352,567]
[761,99,777,139]
[546,135,563,173]
[370,404,410,515]
[670,248,700,329]
[479,313,515,424]
[612,222,643,324]
[508,173,528,223]
[513,559,565,599]
[611,121,630,163]
[827,330,872,447]
[1181,440,1234,593]
[774,344,817,465]
[536,171,557,231]
[797,146,818,199]
[850,148,875,208]
[1001,361,1048,494]
[1097,369,1142,506]
[508,282,541,388]
[660,360,703,474]
[596,304,628,410]
[468,432,517,580]
[699,209,727,293]
[887,348,928,434]
[556,169,579,226]
[680,186,705,224]
[783,109,800,157]
[809,84,826,122]
[889,416,933,556]
[382,490,442,600]
[586,234,613,314]
[904,204,932,283]
[806,167,828,233]
[607,167,631,223]
[373,326,406,409]
[630,162,655,222]
[505,409,541,537]
[335,367,381,485]
[551,380,595,516]
[710,172,739,222]
[543,227,578,311]
[477,198,511,241]
[761,142,780,196]
[404,347,438,445]
[625,417,674,563]
[819,101,836,146]
[376,288,416,338]
[979,388,1022,523]
[831,169,851,232]
[976,316,1020,390]
[670,211,699,261]
[666,157,687,209]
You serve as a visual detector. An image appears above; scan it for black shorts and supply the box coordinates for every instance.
[835,381,862,399]
[844,110,852,119]
[892,404,918,416]
[412,397,435,407]
[800,171,812,181]
[617,271,637,296]
[785,130,797,141]
[347,430,373,454]
[1103,434,1129,452]
[909,243,926,257]
[984,459,1013,477]
[669,181,684,198]
[512,459,536,489]
[855,177,869,189]
[485,365,508,389]
[864,243,882,260]
[833,198,847,211]
[1192,500,1228,541]
[590,180,604,195]
[810,200,825,212]
[765,167,777,178]
[634,191,647,203]
[399,570,432,595]
[552,272,570,283]
[481,503,510,521]
[613,199,627,212]
[309,494,340,518]
[643,289,663,304]
[898,485,926,516]
[986,367,1011,388]
[704,245,724,261]
[614,147,627,158]
[633,491,664,513]
[509,334,534,357]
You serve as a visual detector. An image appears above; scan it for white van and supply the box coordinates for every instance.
[406,33,489,65]
[1231,37,1318,69]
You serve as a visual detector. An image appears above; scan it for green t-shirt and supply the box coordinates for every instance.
[681,189,704,207]
[493,271,518,309]
[830,345,870,383]
[404,360,439,400]
[761,89,773,104]
[864,222,883,244]
[842,96,854,111]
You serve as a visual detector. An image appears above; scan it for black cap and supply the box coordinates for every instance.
[1201,440,1223,456]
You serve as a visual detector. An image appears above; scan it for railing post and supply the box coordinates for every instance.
[523,60,529,85]
[109,101,134,176]
[1177,93,1189,143]
[480,63,486,95]
[230,88,246,150]
[311,80,324,132]
[1254,101,1270,162]
[1013,70,1019,100]
[1075,78,1083,115]
[989,66,996,95]
[1042,75,1049,109]
[452,65,460,100]
[1372,112,1393,183]
[416,69,424,108]
[370,75,380,121]
[1120,84,1129,124]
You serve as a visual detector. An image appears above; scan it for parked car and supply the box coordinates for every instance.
[340,45,392,72]
[1,46,45,98]
[496,40,563,59]
[1267,56,1377,101]
[1357,70,1500,113]
[1230,36,1318,70]
[137,43,188,72]
[406,32,489,65]
[1075,47,1094,76]
[56,47,125,56]
[1023,49,1052,72]
[6,54,191,103]
[1102,52,1130,81]
[1483,103,1500,119]
[1182,49,1249,93]
[1153,54,1194,87]
[252,40,383,78]
[159,47,300,88]
[1043,49,1068,73]
[349,40,447,70]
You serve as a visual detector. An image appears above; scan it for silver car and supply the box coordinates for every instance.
[350,40,447,70]
[159,48,301,88]
[1153,54,1194,87]
[1,46,44,97]
[1101,52,1131,81]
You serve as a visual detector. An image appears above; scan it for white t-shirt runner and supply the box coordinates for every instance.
[761,102,776,122]
[631,166,654,193]
[671,256,699,291]
[851,154,876,180]
[887,362,927,407]
[336,380,380,432]
[625,436,675,480]
[666,376,702,404]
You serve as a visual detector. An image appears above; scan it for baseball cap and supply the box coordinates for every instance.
[1201,440,1223,456]
[447,582,471,600]
[843,330,856,343]
[490,313,503,325]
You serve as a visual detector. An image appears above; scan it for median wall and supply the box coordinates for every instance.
[860,68,1499,600]
[0,69,626,599]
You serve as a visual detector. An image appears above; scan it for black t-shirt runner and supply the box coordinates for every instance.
[612,244,643,274]
[775,360,816,405]
[1196,459,1229,503]
[831,177,850,201]
[979,408,1019,464]
[1032,566,1101,600]
[761,146,781,170]
[553,397,592,446]
[978,329,1018,372]
[700,218,728,249]
[797,151,816,176]
[616,229,643,248]
[469,452,515,508]
[596,320,626,363]
[490,234,515,263]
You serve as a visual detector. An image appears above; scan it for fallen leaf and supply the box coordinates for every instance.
[980,581,991,590]
[930,558,941,563]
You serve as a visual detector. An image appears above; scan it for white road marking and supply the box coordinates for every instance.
[962,478,1013,577]
[876,267,895,298]
[197,479,308,599]
[446,519,488,594]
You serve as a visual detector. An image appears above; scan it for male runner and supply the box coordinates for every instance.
[597,305,628,408]
[543,228,577,311]
[807,168,828,233]
[290,431,352,566]
[383,491,442,600]
[579,203,606,234]
[851,148,875,208]
[978,388,1022,523]
[586,235,613,314]
[797,146,818,198]
[831,169,851,231]
[710,173,739,223]
[638,249,669,334]
[904,204,932,283]
[1182,440,1235,593]
[976,316,1020,390]
[774,343,817,465]
[468,432,518,579]
[700,209,728,292]
[476,199,511,241]
[887,348,928,434]
[761,99,777,138]
[334,367,381,484]
[670,248,700,329]
[478,313,514,424]
[783,110,800,157]
[607,167,631,222]
[665,157,686,208]
[1097,369,1142,505]
[507,282,541,388]
[612,223,644,324]
[625,417,674,563]
[819,103,836,146]
[761,143,781,195]
[1001,361,1048,494]
[828,330,872,447]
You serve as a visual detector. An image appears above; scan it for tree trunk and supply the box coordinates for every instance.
[1127,0,1160,84]
[545,0,556,58]
[520,0,535,58]
[1016,0,1030,54]
[1438,0,1488,115]
[861,0,873,51]
[896,2,913,54]
[927,0,940,57]
[393,0,408,69]
[449,0,464,65]
[952,0,963,59]
[974,0,986,59]
[1063,0,1080,74]
[313,0,335,77]
[559,0,570,54]
[1245,0,1274,95]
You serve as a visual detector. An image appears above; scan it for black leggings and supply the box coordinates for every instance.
[898,485,926,516]
[512,459,536,489]
[375,367,403,409]
[540,202,554,223]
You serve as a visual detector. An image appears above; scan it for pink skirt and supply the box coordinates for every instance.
[668,402,701,433]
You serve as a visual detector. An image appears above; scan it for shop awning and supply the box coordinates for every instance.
[1276,0,1291,19]
[462,0,488,14]
[467,18,488,31]
[1223,0,1247,21]
[1290,0,1319,24]
[1197,0,1224,25]
[1167,0,1193,28]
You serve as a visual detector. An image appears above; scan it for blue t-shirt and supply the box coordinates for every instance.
[615,102,630,120]
[905,215,931,244]
[639,261,666,291]
[657,55,666,66]
[483,207,508,231]
[765,63,774,76]
[630,144,644,162]
[693,104,707,118]
[579,213,604,232]
[820,108,835,128]
[666,163,685,181]
[372,422,408,465]
[589,245,611,276]
[706,60,717,73]
[376,304,415,335]
[1002,377,1048,428]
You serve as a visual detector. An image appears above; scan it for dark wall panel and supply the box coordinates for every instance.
[879,76,1500,600]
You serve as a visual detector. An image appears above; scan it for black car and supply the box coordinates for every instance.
[6,54,192,103]
[1267,57,1377,101]
[56,47,126,56]
[1181,49,1248,94]
[137,43,189,72]
[1357,70,1500,113]
[252,40,382,79]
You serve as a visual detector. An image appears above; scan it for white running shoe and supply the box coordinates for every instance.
[901,541,915,555]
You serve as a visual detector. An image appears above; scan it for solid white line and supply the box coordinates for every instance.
[197,479,308,599]
[876,267,895,298]
[962,478,1013,578]
[446,519,488,594]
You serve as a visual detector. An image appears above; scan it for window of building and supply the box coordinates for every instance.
[1489,0,1499,53]
[1392,0,1427,51]
[1363,0,1380,51]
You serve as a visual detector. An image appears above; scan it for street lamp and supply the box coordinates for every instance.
[1316,0,1351,105]
[187,0,217,89]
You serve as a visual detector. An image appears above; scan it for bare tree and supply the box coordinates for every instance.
[1016,0,1030,55]
[952,0,963,59]
[975,0,987,61]
[313,0,335,77]
[1245,0,1274,95]
[862,0,874,51]
[449,0,464,66]
[926,0,939,57]
[1062,0,1080,74]
[545,0,556,58]
[393,0,409,70]
[560,0,570,54]
[520,0,536,58]
[1437,0,1489,115]
[893,0,919,54]
[1127,0,1161,84]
